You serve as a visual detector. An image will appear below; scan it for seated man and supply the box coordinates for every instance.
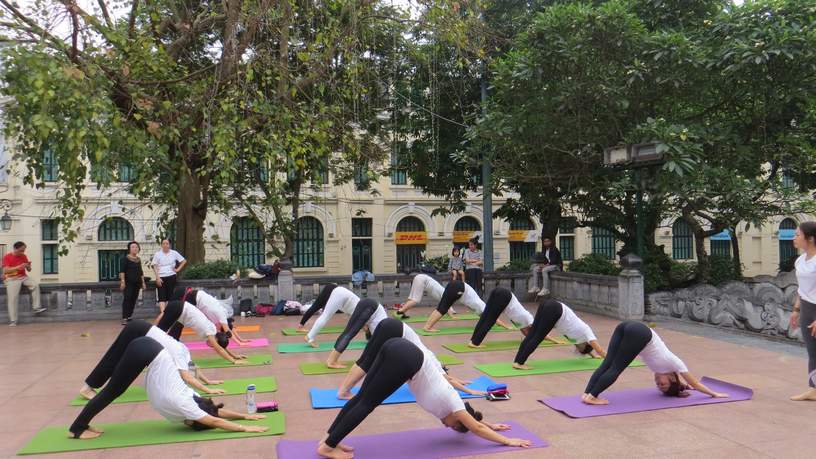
[528,236,562,297]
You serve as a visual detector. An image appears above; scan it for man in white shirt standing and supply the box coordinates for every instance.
[152,239,187,313]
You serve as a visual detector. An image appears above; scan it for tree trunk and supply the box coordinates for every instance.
[176,169,206,265]
[730,226,742,278]
[281,179,302,264]
[537,199,561,241]
[694,228,710,282]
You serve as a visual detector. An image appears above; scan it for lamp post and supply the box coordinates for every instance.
[0,199,11,232]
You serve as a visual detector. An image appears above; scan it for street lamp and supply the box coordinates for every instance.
[0,199,11,232]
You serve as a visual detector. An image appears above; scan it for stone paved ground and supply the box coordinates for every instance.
[1,306,815,459]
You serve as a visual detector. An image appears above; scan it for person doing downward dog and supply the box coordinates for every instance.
[297,283,340,332]
[582,321,728,405]
[316,339,531,458]
[173,287,251,347]
[325,298,388,369]
[69,335,266,439]
[790,221,816,401]
[422,280,511,333]
[157,300,248,365]
[336,318,487,400]
[468,287,535,349]
[395,274,456,319]
[78,320,225,402]
[513,299,607,369]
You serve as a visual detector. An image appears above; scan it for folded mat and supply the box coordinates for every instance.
[277,340,367,353]
[281,326,347,336]
[416,325,512,336]
[444,338,574,353]
[186,338,268,351]
[183,325,260,335]
[18,412,285,455]
[69,376,278,406]
[193,354,273,369]
[310,375,495,409]
[476,357,644,378]
[392,312,480,323]
[299,354,463,375]
[540,377,752,418]
[276,419,547,459]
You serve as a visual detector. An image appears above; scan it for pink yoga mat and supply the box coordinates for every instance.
[540,377,752,418]
[185,338,269,351]
[276,420,547,459]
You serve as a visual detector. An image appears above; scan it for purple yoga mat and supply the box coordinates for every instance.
[540,376,752,418]
[276,420,548,459]
[185,338,269,351]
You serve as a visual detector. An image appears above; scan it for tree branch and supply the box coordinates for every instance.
[96,0,113,28]
[128,0,139,39]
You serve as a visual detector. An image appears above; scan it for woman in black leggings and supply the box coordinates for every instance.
[324,298,388,369]
[469,287,533,348]
[317,335,531,459]
[582,321,727,405]
[297,283,338,332]
[789,221,816,401]
[69,336,267,439]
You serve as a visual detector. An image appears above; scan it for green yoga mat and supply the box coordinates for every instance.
[69,376,278,406]
[475,358,645,377]
[281,326,347,336]
[298,353,464,375]
[193,354,273,368]
[277,340,367,353]
[443,339,575,353]
[416,325,513,336]
[392,312,480,323]
[18,412,286,455]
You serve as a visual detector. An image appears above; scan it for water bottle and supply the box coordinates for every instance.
[246,384,257,414]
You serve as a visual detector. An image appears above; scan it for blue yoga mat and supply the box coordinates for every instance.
[309,375,497,409]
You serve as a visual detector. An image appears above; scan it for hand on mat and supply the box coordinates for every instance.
[505,438,532,447]
[466,388,487,396]
[336,390,354,400]
[242,425,269,433]
[205,388,226,395]
[207,379,224,385]
[234,353,247,359]
[233,359,248,365]
[423,328,439,333]
[488,422,511,431]
[244,413,266,420]
[711,392,729,398]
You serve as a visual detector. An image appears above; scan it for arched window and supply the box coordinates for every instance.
[672,219,693,260]
[230,217,265,268]
[591,227,616,260]
[508,217,536,262]
[779,218,798,270]
[97,217,134,281]
[453,216,481,249]
[710,230,732,258]
[396,216,426,273]
[98,217,134,241]
[294,217,324,268]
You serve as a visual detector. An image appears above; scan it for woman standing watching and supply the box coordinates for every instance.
[119,241,146,325]
[152,239,187,313]
[790,221,816,401]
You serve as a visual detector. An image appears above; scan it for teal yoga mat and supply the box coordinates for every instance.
[276,340,367,353]
[443,338,574,353]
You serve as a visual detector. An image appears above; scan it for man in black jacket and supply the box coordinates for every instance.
[528,237,562,297]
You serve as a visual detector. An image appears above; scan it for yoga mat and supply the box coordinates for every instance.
[309,376,496,409]
[416,325,512,336]
[186,338,268,351]
[18,412,285,455]
[277,340,367,353]
[444,338,575,353]
[281,326,347,336]
[69,376,278,406]
[193,354,273,369]
[392,312,480,323]
[299,354,464,375]
[540,377,752,418]
[182,325,260,335]
[276,420,547,459]
[476,358,645,378]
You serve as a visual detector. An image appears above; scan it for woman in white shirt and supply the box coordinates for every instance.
[69,335,267,439]
[468,287,536,348]
[316,334,531,459]
[790,221,816,401]
[421,280,511,332]
[175,288,251,347]
[395,274,456,319]
[157,300,248,365]
[513,299,607,369]
[582,321,728,405]
[151,239,187,313]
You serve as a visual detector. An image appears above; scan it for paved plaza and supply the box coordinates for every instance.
[1,307,814,459]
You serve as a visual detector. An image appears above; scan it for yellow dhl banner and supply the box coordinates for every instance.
[453,230,480,243]
[508,230,539,242]
[395,231,427,245]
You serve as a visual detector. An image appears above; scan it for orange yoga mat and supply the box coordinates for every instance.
[181,325,261,335]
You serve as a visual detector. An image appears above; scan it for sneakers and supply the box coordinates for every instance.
[33,307,47,314]
[528,287,539,294]
[8,321,16,327]
[537,288,550,297]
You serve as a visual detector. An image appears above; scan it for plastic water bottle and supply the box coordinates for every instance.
[246,384,257,414]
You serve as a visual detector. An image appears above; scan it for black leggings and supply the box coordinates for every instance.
[465,269,483,295]
[157,275,178,302]
[326,337,423,448]
[584,321,652,397]
[470,287,512,345]
[300,284,337,326]
[801,300,816,388]
[85,320,152,388]
[335,298,378,352]
[356,318,405,371]
[157,300,185,340]
[71,336,163,437]
[514,300,563,365]
[436,280,465,315]
[121,282,140,319]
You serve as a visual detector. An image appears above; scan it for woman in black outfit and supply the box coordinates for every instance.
[119,241,146,325]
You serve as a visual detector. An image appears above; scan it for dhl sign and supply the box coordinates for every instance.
[453,230,482,243]
[508,230,539,242]
[394,231,427,245]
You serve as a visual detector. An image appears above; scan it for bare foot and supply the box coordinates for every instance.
[70,429,102,440]
[87,425,104,434]
[305,335,319,348]
[512,363,532,370]
[790,388,816,401]
[79,385,97,401]
[337,391,353,400]
[467,342,485,349]
[297,326,308,333]
[582,395,609,405]
[317,442,354,459]
[326,362,346,369]
[423,328,439,333]
[337,443,355,452]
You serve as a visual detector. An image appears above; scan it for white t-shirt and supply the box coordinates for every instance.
[554,302,597,343]
[639,329,688,374]
[456,283,485,314]
[307,287,360,342]
[409,354,465,419]
[796,254,816,304]
[195,291,231,328]
[146,326,191,371]
[179,302,217,338]
[152,250,185,278]
[408,274,445,303]
[145,348,208,423]
[366,304,388,332]
[505,294,534,328]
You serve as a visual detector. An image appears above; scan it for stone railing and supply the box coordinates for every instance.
[549,258,645,321]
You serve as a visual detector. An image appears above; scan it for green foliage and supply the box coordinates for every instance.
[426,255,450,273]
[497,258,533,272]
[567,254,622,276]
[707,254,740,286]
[669,261,698,287]
[182,260,239,280]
